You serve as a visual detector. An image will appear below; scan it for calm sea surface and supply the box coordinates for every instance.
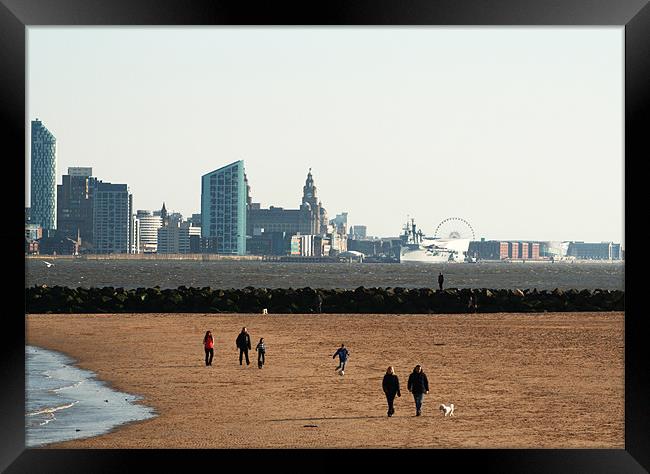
[25,260,624,290]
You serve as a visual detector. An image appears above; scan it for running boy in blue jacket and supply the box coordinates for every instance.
[332,344,350,374]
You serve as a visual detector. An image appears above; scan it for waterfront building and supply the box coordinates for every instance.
[25,224,43,241]
[158,221,201,254]
[38,230,81,255]
[468,240,542,260]
[349,225,367,240]
[539,241,566,258]
[56,167,98,251]
[246,231,291,256]
[247,169,327,239]
[92,182,132,254]
[136,210,163,253]
[201,160,248,255]
[30,119,57,232]
[566,241,622,260]
[130,214,140,254]
[290,234,316,256]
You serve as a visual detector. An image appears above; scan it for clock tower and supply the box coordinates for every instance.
[301,168,323,235]
[302,168,319,208]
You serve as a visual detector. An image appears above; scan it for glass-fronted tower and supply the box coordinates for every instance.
[30,119,57,231]
[201,160,247,255]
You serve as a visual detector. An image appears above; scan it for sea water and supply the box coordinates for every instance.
[26,345,156,448]
[25,259,624,290]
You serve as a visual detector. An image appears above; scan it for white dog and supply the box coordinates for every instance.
[262,308,268,315]
[439,403,455,417]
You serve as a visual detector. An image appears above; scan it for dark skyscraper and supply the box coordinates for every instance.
[30,119,57,231]
[57,167,98,250]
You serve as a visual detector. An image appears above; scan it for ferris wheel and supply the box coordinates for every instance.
[433,217,476,240]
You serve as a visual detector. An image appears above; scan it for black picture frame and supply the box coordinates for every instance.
[3,0,648,472]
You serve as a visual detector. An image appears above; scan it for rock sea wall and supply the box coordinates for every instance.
[25,286,624,314]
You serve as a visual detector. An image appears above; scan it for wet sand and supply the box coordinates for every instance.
[26,312,624,448]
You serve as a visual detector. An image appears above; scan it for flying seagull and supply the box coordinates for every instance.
[43,261,53,268]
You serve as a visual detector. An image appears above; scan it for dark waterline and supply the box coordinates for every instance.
[25,260,624,291]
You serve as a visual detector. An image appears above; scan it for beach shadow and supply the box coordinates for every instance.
[433,343,446,346]
[270,415,387,422]
[157,364,204,369]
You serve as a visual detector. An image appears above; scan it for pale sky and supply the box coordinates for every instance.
[26,27,624,244]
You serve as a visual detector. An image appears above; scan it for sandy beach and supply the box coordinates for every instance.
[25,312,624,449]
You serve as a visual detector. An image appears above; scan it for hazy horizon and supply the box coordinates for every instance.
[26,27,624,244]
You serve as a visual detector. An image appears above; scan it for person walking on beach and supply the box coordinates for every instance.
[203,330,214,367]
[332,344,350,374]
[255,337,266,369]
[382,366,401,417]
[407,364,430,416]
[236,327,252,366]
[438,272,444,291]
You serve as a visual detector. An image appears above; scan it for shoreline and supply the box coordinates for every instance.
[26,311,624,449]
[26,345,156,448]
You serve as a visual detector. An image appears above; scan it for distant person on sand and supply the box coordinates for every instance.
[468,294,478,313]
[407,364,430,416]
[382,366,401,417]
[255,337,266,369]
[332,344,350,374]
[438,272,444,291]
[236,327,252,366]
[203,330,214,367]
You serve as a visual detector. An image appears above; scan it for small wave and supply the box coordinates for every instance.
[51,380,83,392]
[39,416,55,426]
[27,401,78,417]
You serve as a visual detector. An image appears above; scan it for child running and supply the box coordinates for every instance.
[332,344,350,375]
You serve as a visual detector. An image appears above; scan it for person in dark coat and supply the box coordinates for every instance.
[438,272,444,291]
[407,364,430,416]
[382,366,401,417]
[235,327,252,366]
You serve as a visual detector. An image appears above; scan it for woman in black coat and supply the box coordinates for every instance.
[382,366,401,417]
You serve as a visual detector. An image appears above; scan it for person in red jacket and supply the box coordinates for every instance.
[203,330,214,366]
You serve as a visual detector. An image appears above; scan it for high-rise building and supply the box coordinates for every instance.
[30,119,57,232]
[136,210,163,253]
[57,167,98,250]
[92,182,131,254]
[201,161,248,255]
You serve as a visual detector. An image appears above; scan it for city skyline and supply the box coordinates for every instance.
[26,27,624,243]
